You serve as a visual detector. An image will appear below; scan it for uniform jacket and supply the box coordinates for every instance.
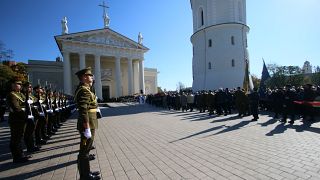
[7,91,26,123]
[75,83,98,131]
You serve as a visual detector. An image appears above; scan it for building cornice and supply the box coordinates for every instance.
[191,22,250,40]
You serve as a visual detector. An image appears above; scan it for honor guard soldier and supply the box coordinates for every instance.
[23,81,41,152]
[33,85,48,145]
[7,77,32,163]
[74,67,100,180]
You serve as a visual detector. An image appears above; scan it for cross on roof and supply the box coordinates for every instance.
[99,1,109,15]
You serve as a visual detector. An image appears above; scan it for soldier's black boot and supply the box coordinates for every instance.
[79,155,100,180]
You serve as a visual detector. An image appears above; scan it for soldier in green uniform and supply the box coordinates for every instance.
[23,81,41,153]
[7,77,32,163]
[74,67,100,180]
[33,85,48,145]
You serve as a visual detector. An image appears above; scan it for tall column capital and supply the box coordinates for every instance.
[62,50,70,56]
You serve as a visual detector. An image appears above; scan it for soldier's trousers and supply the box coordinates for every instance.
[24,119,36,150]
[250,104,259,119]
[35,116,46,143]
[9,121,26,160]
[78,129,95,179]
[0,108,5,121]
[47,113,55,134]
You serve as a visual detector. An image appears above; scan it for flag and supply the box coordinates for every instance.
[243,58,254,93]
[258,59,271,97]
[242,49,254,93]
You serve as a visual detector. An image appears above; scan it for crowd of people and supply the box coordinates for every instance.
[146,84,320,123]
[1,78,76,163]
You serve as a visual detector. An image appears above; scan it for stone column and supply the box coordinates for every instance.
[127,58,133,95]
[115,56,122,97]
[79,53,86,69]
[63,51,72,95]
[139,59,145,94]
[133,61,139,94]
[94,54,103,100]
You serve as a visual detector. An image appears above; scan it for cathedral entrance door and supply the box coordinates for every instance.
[102,86,110,101]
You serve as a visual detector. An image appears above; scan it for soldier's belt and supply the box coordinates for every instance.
[88,109,97,112]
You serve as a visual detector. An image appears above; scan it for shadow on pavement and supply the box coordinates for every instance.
[4,160,77,180]
[0,116,80,177]
[0,150,78,172]
[210,115,241,124]
[181,113,216,122]
[258,118,278,127]
[170,125,226,143]
[266,119,320,136]
[211,120,253,136]
[100,104,160,117]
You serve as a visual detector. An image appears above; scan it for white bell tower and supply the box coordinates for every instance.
[190,0,250,91]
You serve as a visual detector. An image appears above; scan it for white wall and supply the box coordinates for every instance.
[191,0,249,91]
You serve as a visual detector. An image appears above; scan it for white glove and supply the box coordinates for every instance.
[84,128,92,139]
[28,115,34,121]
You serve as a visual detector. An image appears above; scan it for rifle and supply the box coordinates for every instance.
[25,91,34,123]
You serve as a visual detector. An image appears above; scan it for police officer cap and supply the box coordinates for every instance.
[75,67,93,77]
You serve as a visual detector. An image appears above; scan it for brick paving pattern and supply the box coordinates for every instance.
[1,103,320,180]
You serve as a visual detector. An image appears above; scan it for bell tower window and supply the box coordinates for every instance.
[198,7,204,28]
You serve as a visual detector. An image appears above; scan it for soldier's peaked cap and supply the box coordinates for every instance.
[33,84,42,90]
[75,67,93,77]
[10,76,23,85]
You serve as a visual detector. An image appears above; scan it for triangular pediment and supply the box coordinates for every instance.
[55,28,148,51]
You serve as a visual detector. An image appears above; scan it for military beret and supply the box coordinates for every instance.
[75,67,93,77]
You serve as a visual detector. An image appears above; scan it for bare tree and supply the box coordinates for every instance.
[176,82,185,92]
[0,40,14,62]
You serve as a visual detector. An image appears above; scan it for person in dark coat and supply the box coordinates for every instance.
[302,84,317,121]
[272,87,284,119]
[281,85,297,124]
[248,87,260,121]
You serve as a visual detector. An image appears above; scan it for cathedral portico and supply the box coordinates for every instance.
[58,34,148,100]
[27,4,158,101]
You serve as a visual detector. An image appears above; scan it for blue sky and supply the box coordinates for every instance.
[1,0,319,91]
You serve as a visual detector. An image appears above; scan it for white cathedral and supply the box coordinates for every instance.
[28,4,158,101]
[190,0,251,91]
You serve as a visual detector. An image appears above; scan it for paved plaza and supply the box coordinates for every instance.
[1,103,320,180]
